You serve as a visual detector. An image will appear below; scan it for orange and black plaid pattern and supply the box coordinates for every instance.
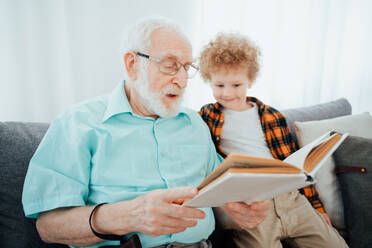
[199,96,325,213]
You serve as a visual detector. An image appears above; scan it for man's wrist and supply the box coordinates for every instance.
[93,198,143,236]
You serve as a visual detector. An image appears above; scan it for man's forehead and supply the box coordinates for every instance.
[149,28,193,62]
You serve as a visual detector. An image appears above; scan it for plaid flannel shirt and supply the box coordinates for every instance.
[199,96,325,213]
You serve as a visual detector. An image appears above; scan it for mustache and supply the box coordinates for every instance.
[161,84,184,96]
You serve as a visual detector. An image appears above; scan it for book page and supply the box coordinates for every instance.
[306,133,348,176]
[199,167,302,193]
[303,134,342,173]
[197,154,300,190]
[284,131,336,170]
[184,171,311,207]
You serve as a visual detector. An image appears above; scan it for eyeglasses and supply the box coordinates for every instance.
[136,52,199,79]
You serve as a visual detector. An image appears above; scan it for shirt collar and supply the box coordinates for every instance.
[102,81,133,123]
[178,107,192,123]
[214,96,263,111]
[102,80,191,123]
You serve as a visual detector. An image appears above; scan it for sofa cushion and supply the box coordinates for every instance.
[333,136,372,248]
[0,122,67,248]
[281,98,352,144]
[293,112,372,231]
[294,112,372,146]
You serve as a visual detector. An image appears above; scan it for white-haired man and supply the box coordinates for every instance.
[22,17,270,248]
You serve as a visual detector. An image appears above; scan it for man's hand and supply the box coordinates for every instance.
[36,187,205,246]
[221,200,270,230]
[120,187,206,236]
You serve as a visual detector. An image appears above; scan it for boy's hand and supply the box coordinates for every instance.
[321,213,332,227]
[221,200,270,229]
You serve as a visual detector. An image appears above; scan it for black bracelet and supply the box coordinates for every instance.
[89,203,124,241]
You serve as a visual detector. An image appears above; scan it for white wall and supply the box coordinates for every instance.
[0,0,198,122]
[1,0,371,122]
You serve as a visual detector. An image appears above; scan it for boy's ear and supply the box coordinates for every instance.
[124,52,138,81]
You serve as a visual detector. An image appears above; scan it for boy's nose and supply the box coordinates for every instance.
[222,87,233,96]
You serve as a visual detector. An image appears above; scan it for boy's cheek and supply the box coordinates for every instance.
[212,89,222,97]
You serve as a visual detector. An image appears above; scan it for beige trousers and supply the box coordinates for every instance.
[214,191,348,248]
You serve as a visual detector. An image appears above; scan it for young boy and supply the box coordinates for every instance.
[199,33,348,248]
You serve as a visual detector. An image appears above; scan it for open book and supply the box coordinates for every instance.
[183,130,348,208]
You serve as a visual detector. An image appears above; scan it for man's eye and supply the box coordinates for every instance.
[233,84,241,87]
[216,85,224,88]
[162,60,178,69]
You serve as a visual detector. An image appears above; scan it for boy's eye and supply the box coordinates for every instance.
[233,84,241,88]
[215,84,224,88]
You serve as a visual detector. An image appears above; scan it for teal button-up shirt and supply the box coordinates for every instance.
[22,81,222,248]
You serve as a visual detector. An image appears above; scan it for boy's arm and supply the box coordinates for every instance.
[198,105,210,123]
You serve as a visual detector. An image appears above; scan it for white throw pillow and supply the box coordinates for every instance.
[294,112,372,230]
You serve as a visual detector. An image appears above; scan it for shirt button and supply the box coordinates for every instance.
[216,137,220,141]
[220,120,224,123]
[160,152,166,156]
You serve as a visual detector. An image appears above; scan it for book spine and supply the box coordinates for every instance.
[305,173,314,182]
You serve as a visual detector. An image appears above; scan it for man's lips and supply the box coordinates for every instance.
[165,93,180,100]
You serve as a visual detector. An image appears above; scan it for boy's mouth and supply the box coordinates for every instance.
[222,98,235,102]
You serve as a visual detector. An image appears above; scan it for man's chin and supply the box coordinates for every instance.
[157,101,182,118]
[154,94,182,117]
[158,106,180,118]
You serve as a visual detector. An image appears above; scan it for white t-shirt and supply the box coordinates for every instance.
[221,103,274,159]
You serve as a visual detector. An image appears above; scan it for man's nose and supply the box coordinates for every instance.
[172,67,188,88]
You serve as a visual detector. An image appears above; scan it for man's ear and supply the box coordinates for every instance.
[124,52,138,81]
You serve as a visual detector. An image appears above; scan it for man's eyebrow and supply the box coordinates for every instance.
[157,51,180,58]
[157,52,194,63]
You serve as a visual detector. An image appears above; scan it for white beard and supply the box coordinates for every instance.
[134,62,184,118]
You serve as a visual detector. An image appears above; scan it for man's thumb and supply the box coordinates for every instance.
[162,187,198,202]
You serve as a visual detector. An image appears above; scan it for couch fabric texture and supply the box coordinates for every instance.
[292,112,372,231]
[0,98,358,248]
[0,122,66,248]
[333,136,372,248]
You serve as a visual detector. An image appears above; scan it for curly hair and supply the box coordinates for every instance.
[199,32,261,82]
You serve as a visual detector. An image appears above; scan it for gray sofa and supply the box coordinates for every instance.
[1,98,367,248]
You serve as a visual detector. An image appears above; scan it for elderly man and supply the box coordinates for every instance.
[22,17,270,248]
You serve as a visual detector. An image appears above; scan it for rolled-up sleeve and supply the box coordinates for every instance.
[22,114,92,218]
